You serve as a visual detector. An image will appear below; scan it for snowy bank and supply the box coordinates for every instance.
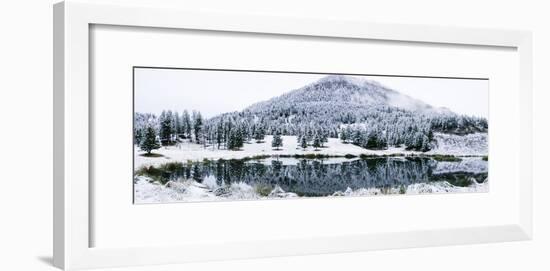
[134,176,488,204]
[134,176,298,204]
[331,181,487,197]
[427,133,487,156]
[135,135,421,168]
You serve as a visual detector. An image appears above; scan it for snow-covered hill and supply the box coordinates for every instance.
[206,75,488,151]
[247,75,435,113]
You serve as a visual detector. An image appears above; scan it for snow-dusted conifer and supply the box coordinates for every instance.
[300,135,308,150]
[159,110,174,145]
[139,125,160,154]
[312,134,321,150]
[254,126,265,143]
[271,132,283,150]
[174,111,181,139]
[340,128,348,143]
[192,111,203,143]
[182,110,192,139]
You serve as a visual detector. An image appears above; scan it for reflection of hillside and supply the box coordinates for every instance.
[161,157,487,197]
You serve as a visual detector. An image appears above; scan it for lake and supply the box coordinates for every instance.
[140,157,488,197]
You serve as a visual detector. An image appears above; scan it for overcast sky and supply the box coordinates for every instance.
[134,68,488,119]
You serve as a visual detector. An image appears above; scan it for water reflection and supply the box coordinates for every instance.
[156,157,487,197]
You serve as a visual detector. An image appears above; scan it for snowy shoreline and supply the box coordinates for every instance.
[134,176,488,204]
[135,133,488,168]
[133,132,488,203]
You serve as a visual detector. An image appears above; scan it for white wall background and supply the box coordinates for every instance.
[0,0,548,270]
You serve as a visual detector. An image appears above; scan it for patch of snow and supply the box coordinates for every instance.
[268,185,298,198]
[134,177,261,203]
[134,176,216,203]
[336,187,401,196]
[406,181,488,194]
[434,157,488,174]
[332,181,488,197]
[427,133,487,156]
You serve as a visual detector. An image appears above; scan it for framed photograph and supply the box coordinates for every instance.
[54,1,533,270]
[133,67,490,203]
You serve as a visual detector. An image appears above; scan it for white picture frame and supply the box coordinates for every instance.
[53,0,533,270]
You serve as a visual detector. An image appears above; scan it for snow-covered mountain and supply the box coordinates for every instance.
[246,74,445,115]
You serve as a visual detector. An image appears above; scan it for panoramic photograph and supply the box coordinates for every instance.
[133,68,489,204]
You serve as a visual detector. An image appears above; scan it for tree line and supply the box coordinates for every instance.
[135,110,280,153]
[135,110,340,154]
[135,105,487,154]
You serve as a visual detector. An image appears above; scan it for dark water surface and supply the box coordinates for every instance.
[143,157,488,197]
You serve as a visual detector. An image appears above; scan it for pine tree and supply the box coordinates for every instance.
[306,128,314,142]
[312,134,321,150]
[227,128,243,150]
[227,129,234,150]
[182,110,192,139]
[254,126,265,143]
[271,132,283,150]
[300,135,308,150]
[421,134,430,152]
[340,128,348,143]
[134,128,143,146]
[352,129,363,145]
[193,111,203,143]
[139,125,160,154]
[224,119,233,149]
[235,126,244,149]
[320,129,328,147]
[239,124,248,144]
[166,110,175,142]
[159,110,173,145]
[174,111,181,139]
[241,120,251,142]
[297,131,303,143]
[365,131,378,149]
[216,120,224,149]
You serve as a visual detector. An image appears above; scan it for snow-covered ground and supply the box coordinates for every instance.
[134,176,488,204]
[135,135,421,168]
[134,176,296,203]
[338,181,488,196]
[433,157,488,174]
[427,132,488,156]
[136,133,489,168]
[134,133,488,168]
